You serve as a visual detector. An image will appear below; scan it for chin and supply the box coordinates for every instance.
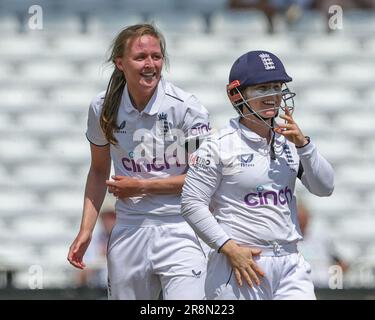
[261,112,276,118]
[141,77,160,88]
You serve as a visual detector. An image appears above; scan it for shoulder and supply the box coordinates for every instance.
[198,123,236,155]
[163,79,208,115]
[216,121,238,142]
[89,91,106,114]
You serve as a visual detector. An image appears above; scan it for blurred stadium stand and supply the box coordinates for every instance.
[0,0,375,297]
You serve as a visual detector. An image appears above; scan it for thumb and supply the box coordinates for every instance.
[250,248,262,256]
[72,245,80,254]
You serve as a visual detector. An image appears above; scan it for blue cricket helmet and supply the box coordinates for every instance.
[227,50,296,126]
[229,50,292,88]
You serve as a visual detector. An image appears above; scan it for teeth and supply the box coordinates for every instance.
[141,72,155,78]
[263,101,275,105]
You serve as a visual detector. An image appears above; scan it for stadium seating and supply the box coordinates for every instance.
[0,1,374,289]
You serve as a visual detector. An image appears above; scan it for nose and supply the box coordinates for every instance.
[144,56,154,68]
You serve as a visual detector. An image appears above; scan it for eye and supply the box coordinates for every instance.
[153,54,162,61]
[134,54,145,61]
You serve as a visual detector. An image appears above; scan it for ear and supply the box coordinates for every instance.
[115,57,124,71]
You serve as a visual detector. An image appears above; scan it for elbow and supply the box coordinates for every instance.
[323,174,335,196]
[320,185,334,197]
[89,164,110,178]
[315,181,335,197]
[325,183,335,197]
[181,192,192,218]
[180,199,188,218]
[181,191,208,218]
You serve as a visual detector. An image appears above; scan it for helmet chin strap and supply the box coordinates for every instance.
[229,83,295,161]
[236,92,280,160]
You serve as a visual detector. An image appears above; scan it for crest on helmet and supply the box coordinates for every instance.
[259,53,275,70]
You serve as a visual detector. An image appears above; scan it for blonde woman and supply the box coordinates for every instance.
[68,24,210,300]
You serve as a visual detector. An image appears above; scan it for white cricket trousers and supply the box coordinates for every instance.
[107,214,208,300]
[205,243,316,300]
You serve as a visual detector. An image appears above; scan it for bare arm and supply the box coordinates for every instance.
[142,174,185,194]
[68,143,111,269]
[106,174,186,198]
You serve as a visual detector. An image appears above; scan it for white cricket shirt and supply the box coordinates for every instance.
[86,77,210,218]
[181,117,334,250]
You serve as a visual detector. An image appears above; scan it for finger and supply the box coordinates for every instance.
[67,248,74,261]
[68,254,84,269]
[284,106,292,116]
[274,124,298,135]
[250,248,262,256]
[234,268,243,287]
[73,262,84,270]
[246,266,259,286]
[74,255,86,269]
[284,106,295,118]
[241,268,254,287]
[72,245,80,254]
[279,114,294,124]
[253,263,266,278]
[112,175,123,181]
[106,180,116,187]
[278,130,300,137]
[275,123,294,130]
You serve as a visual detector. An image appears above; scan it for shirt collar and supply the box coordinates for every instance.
[230,117,266,142]
[121,77,165,115]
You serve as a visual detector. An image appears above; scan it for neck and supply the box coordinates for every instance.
[128,85,157,112]
[239,116,273,143]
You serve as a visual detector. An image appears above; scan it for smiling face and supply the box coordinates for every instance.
[242,82,282,119]
[115,35,163,105]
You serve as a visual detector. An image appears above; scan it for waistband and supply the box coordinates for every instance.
[116,214,186,226]
[251,242,298,257]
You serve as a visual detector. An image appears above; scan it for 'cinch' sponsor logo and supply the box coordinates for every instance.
[122,155,181,173]
[244,186,292,207]
[190,122,211,136]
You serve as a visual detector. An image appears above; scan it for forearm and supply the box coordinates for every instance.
[79,168,110,233]
[181,202,230,250]
[298,141,334,196]
[141,174,186,195]
[181,170,230,250]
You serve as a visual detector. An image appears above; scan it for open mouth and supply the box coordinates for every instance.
[141,71,157,80]
[262,100,276,106]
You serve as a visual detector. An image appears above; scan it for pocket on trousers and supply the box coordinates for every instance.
[298,253,312,274]
[106,225,137,257]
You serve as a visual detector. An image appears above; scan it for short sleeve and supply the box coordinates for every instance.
[86,92,109,146]
[182,95,211,144]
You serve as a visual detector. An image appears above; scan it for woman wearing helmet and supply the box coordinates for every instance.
[181,51,334,300]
